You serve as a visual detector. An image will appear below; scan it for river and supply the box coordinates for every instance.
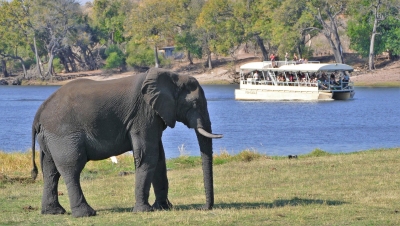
[0,85,399,158]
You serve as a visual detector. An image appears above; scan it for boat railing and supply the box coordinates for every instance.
[319,81,354,91]
[243,78,354,91]
[263,60,321,68]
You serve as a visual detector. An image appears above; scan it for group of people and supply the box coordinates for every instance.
[248,70,351,89]
[270,52,308,65]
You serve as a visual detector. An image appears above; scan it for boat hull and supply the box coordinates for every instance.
[332,90,355,100]
[235,89,354,101]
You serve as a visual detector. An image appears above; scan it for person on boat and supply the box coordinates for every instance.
[317,75,328,90]
[330,73,338,86]
[270,53,276,67]
[253,71,259,81]
[342,73,349,83]
[293,53,298,62]
[285,52,289,64]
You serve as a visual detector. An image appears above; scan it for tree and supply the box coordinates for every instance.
[348,0,400,69]
[126,0,177,68]
[305,0,347,63]
[91,0,132,45]
[269,0,318,59]
[0,0,33,78]
[196,0,244,68]
[30,0,82,78]
[171,0,204,65]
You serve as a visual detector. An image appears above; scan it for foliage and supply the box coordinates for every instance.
[91,0,132,44]
[104,45,125,69]
[1,0,400,77]
[347,0,400,60]
[52,58,64,73]
[125,42,155,67]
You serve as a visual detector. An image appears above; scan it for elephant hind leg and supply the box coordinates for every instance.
[56,154,96,218]
[40,151,66,215]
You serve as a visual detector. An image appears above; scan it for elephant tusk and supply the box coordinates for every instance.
[196,128,223,139]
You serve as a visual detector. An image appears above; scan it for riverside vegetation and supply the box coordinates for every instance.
[1,148,399,225]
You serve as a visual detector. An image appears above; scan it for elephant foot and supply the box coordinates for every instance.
[152,199,173,210]
[71,203,96,218]
[41,204,66,215]
[132,203,153,213]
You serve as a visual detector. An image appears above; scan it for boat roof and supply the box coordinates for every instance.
[240,62,354,72]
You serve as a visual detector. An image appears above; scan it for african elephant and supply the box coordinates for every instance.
[31,68,222,217]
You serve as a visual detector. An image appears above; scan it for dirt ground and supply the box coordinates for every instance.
[51,54,400,86]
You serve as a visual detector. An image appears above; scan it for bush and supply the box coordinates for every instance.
[104,45,125,69]
[104,52,124,69]
[126,42,155,67]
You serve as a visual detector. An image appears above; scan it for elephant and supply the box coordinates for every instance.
[30,68,223,217]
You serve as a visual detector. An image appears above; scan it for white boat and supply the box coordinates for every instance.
[235,61,355,101]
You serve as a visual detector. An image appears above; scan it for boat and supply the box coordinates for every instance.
[235,60,355,101]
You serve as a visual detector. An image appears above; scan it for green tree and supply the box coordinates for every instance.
[196,0,244,68]
[91,0,132,45]
[0,0,33,77]
[171,0,204,65]
[305,0,347,63]
[104,44,125,69]
[348,0,400,69]
[125,42,155,67]
[30,0,83,78]
[269,0,317,60]
[125,0,177,68]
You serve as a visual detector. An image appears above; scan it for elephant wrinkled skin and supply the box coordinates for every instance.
[31,68,222,217]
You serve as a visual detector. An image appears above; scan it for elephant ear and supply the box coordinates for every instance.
[141,68,179,128]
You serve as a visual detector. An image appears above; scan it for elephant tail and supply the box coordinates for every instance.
[31,124,38,180]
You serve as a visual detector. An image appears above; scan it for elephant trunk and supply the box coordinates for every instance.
[195,129,214,210]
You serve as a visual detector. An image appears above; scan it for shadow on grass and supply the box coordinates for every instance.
[175,197,346,211]
[98,197,346,213]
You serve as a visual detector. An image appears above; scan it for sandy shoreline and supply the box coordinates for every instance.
[14,58,400,87]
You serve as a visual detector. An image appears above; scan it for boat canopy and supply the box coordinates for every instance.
[240,62,354,72]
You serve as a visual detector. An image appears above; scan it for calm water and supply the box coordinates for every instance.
[0,85,399,158]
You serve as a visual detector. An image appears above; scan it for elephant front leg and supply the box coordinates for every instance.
[40,151,66,215]
[132,151,158,212]
[152,141,173,210]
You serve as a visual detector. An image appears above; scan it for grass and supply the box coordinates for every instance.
[1,148,400,225]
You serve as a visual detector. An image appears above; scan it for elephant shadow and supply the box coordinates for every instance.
[175,197,347,210]
[99,197,346,213]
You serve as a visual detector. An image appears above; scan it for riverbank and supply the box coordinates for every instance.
[2,56,400,86]
[1,148,399,225]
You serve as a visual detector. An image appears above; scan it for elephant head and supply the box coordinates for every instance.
[141,68,222,209]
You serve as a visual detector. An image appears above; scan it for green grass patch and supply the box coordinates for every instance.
[1,148,400,225]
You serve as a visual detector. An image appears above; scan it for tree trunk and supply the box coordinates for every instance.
[16,57,27,78]
[369,33,376,70]
[369,0,382,70]
[154,45,160,68]
[187,50,193,65]
[33,36,43,77]
[1,60,8,77]
[255,35,268,61]
[207,53,213,69]
[46,53,55,82]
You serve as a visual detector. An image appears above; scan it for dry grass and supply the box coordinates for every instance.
[1,148,400,225]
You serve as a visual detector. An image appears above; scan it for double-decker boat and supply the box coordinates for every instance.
[235,61,355,101]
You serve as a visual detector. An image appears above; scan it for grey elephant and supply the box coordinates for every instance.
[31,68,222,217]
